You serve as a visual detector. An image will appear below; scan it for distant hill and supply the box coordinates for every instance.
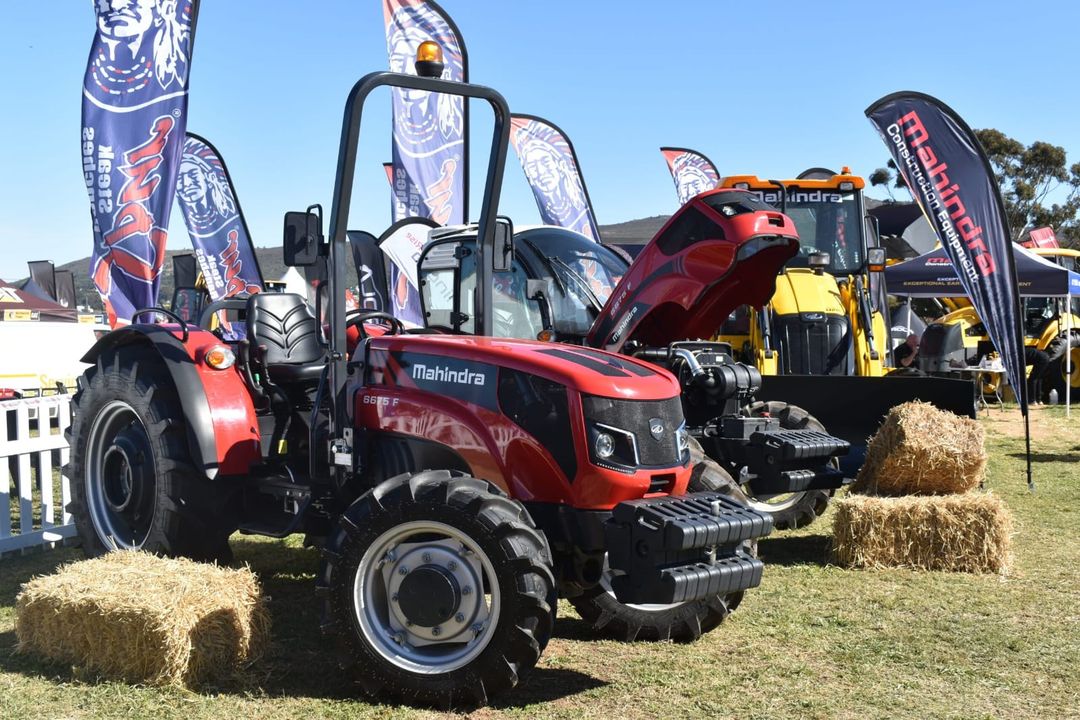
[599,215,670,246]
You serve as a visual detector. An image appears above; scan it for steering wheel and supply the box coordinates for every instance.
[345,310,405,339]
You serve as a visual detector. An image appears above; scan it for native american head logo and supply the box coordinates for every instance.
[85,0,194,109]
[512,120,594,239]
[177,136,238,237]
[670,153,719,205]
[385,1,465,153]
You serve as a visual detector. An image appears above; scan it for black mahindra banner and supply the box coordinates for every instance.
[55,270,77,309]
[27,261,57,301]
[348,231,389,313]
[866,92,1027,412]
[172,254,198,289]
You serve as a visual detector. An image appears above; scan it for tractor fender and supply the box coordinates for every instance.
[81,325,261,480]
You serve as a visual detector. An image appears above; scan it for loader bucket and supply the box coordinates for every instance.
[756,374,975,472]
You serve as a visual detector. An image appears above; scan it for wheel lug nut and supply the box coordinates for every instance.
[391,593,399,603]
[422,552,432,563]
[432,626,441,636]
[455,612,465,623]
[398,566,409,576]
[462,585,471,595]
[447,561,457,571]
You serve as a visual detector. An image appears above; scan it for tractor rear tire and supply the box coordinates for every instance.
[64,347,235,562]
[318,470,556,709]
[568,438,748,643]
[743,400,835,531]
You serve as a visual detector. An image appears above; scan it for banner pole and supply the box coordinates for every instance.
[1025,409,1034,492]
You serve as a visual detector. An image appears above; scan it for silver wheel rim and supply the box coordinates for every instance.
[85,400,154,550]
[600,555,685,613]
[354,520,501,674]
[743,491,806,514]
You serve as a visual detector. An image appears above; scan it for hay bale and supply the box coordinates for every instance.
[15,551,269,687]
[832,493,1013,573]
[852,401,986,495]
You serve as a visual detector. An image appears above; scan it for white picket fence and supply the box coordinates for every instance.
[1,396,77,555]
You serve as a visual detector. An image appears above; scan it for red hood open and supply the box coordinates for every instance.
[587,190,800,352]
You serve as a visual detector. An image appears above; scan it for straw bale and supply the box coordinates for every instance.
[14,551,269,687]
[832,493,1013,574]
[852,401,986,495]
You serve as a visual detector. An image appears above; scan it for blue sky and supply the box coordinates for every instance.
[2,0,1079,281]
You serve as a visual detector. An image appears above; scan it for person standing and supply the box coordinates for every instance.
[1025,346,1050,404]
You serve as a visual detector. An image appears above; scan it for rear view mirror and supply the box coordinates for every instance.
[283,209,323,267]
[867,247,886,272]
[493,216,514,273]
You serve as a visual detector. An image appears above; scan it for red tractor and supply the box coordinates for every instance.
[64,56,773,706]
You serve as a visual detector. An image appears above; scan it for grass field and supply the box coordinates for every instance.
[2,407,1077,719]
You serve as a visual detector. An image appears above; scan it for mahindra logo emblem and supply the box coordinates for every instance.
[649,418,665,441]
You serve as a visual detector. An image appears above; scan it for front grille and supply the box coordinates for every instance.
[773,313,852,375]
[582,394,683,467]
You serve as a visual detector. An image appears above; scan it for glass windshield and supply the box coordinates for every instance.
[748,188,864,274]
[419,240,544,338]
[518,228,629,335]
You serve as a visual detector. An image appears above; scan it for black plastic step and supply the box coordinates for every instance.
[611,553,765,605]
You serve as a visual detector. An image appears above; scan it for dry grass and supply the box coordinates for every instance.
[14,551,268,687]
[852,401,987,495]
[831,492,1013,573]
[0,406,1077,719]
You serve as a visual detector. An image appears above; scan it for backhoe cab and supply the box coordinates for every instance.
[717,170,889,378]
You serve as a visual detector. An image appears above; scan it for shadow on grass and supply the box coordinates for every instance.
[758,533,832,567]
[491,666,606,708]
[1007,451,1079,463]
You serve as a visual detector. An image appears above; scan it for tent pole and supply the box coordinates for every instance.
[1065,300,1072,414]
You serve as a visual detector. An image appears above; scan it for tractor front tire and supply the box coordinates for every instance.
[743,400,835,531]
[64,347,235,562]
[567,437,748,643]
[318,470,556,709]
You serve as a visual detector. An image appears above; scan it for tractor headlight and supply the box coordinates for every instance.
[595,432,616,459]
[588,422,639,472]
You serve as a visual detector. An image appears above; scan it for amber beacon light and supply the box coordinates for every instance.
[415,41,445,78]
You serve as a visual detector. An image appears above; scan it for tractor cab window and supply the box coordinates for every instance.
[517,228,628,337]
[419,240,543,338]
[771,189,864,275]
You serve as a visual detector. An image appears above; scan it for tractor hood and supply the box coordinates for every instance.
[588,190,800,352]
[366,334,682,401]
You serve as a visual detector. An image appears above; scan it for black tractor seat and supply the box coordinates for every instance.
[245,293,326,389]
